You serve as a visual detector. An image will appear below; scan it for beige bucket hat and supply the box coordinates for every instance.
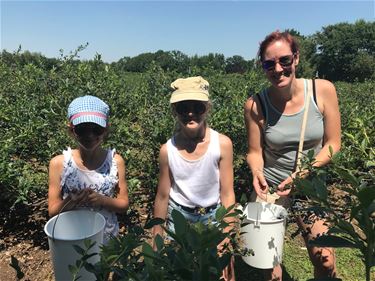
[170,76,209,104]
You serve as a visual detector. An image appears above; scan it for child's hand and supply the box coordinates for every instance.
[86,189,105,208]
[69,188,91,207]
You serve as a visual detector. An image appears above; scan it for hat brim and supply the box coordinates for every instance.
[71,116,107,127]
[170,92,209,104]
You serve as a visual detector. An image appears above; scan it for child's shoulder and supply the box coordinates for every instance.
[49,154,64,171]
[113,152,124,162]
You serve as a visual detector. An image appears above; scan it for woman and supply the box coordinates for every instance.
[244,31,341,280]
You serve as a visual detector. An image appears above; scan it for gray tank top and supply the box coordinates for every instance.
[259,79,324,186]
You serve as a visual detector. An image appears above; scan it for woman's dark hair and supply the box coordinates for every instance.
[258,30,299,62]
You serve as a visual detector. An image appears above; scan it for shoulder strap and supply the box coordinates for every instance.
[256,92,267,121]
[295,79,313,171]
[312,78,317,104]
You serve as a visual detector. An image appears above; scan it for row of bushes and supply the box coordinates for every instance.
[0,56,374,207]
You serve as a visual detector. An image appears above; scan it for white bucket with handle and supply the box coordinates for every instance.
[44,209,105,281]
[241,202,288,269]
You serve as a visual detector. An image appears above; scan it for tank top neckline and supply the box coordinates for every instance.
[171,128,215,163]
[264,79,308,117]
[69,148,110,173]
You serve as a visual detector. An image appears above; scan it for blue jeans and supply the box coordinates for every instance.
[166,199,220,234]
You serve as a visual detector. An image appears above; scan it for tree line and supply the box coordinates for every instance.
[1,20,374,82]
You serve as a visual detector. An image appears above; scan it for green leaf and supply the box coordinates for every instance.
[142,242,156,259]
[144,217,165,229]
[358,186,375,208]
[215,205,227,222]
[154,234,164,251]
[308,235,357,248]
[334,167,359,187]
[84,239,94,249]
[73,245,85,256]
[172,209,188,237]
[343,132,355,141]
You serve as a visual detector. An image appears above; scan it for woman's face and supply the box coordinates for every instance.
[262,40,299,89]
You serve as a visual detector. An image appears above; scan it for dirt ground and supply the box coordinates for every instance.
[0,196,53,281]
[0,193,149,281]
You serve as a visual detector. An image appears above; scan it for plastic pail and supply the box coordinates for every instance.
[241,202,287,269]
[44,210,105,281]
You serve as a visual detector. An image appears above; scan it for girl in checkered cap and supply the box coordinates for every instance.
[48,95,129,244]
[153,76,236,280]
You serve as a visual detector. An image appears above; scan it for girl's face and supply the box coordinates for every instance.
[71,122,107,151]
[262,40,299,89]
[173,100,208,130]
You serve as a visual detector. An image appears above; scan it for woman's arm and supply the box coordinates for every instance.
[152,144,172,238]
[244,96,269,200]
[314,79,341,166]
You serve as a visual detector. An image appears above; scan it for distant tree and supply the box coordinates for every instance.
[112,56,131,72]
[225,55,248,74]
[190,53,226,75]
[0,49,59,70]
[113,50,190,73]
[312,20,375,82]
[154,50,189,73]
[121,52,155,72]
[285,29,316,78]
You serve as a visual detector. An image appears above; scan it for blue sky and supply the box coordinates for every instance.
[1,1,374,62]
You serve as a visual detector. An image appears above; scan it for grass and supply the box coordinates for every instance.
[235,223,375,281]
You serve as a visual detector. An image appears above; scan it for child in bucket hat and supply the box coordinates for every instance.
[48,95,129,244]
[153,76,236,280]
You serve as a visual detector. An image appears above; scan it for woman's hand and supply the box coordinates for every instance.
[276,176,293,196]
[252,170,269,200]
[276,170,308,196]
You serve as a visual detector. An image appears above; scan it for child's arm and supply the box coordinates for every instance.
[86,153,129,213]
[219,134,235,209]
[153,144,171,238]
[48,155,82,217]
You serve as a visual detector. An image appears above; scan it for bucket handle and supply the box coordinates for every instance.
[51,198,72,241]
[255,203,261,227]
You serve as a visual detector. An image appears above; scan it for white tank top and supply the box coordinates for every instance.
[167,129,221,208]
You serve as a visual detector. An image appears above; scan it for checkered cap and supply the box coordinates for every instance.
[67,95,109,127]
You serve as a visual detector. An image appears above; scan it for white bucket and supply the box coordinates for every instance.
[241,202,288,269]
[44,210,106,281]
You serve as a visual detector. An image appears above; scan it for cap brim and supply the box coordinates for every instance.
[71,116,107,127]
[170,92,209,104]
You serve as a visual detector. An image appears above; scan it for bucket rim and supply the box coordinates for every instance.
[242,202,288,224]
[44,209,106,241]
[243,216,286,224]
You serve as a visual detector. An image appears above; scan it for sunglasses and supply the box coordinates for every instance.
[73,124,106,137]
[175,101,207,116]
[262,54,295,71]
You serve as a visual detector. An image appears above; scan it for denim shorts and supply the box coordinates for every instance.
[166,199,220,234]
